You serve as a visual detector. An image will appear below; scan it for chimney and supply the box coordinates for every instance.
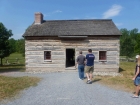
[34,12,43,24]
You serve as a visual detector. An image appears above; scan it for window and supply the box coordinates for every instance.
[44,51,51,60]
[99,51,106,60]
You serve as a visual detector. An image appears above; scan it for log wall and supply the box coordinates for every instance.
[25,36,120,72]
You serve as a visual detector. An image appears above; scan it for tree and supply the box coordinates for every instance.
[120,28,139,57]
[9,38,16,53]
[129,28,138,41]
[0,22,13,66]
[121,37,135,57]
[134,33,140,54]
[16,38,25,56]
[120,28,130,56]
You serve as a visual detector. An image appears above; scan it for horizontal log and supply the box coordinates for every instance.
[26,46,62,51]
[76,48,118,51]
[76,51,98,54]
[94,64,118,68]
[51,55,65,60]
[26,56,43,59]
[88,43,118,47]
[27,64,65,67]
[26,51,65,55]
[107,51,118,56]
[26,39,61,42]
[26,51,43,55]
[51,51,65,55]
[26,67,65,72]
[27,59,65,64]
[107,57,116,60]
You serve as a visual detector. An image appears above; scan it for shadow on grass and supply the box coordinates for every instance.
[92,79,102,83]
[0,64,25,73]
[119,67,125,72]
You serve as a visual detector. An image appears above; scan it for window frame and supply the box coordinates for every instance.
[99,51,107,61]
[44,51,52,62]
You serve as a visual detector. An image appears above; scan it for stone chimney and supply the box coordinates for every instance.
[34,12,43,24]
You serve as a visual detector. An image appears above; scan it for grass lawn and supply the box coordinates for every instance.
[0,53,41,101]
[0,53,25,72]
[94,61,136,92]
[0,76,41,101]
[0,53,137,99]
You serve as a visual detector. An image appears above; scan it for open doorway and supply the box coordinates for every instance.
[66,49,75,68]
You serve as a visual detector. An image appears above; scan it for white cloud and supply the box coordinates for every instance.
[44,10,62,17]
[102,4,122,19]
[53,10,62,13]
[115,23,123,26]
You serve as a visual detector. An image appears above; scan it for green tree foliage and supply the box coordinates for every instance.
[0,22,13,66]
[134,33,140,54]
[16,38,25,56]
[9,38,16,53]
[121,37,135,57]
[120,28,139,58]
[8,38,25,55]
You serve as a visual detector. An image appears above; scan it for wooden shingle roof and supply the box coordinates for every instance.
[23,19,121,37]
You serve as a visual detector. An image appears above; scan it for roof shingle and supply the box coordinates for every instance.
[23,19,121,37]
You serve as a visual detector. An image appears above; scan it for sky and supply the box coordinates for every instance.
[0,0,140,40]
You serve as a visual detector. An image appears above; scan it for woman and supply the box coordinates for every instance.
[132,55,140,98]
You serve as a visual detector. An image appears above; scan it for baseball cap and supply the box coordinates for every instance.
[136,55,139,58]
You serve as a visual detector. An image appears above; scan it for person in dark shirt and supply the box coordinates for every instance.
[85,49,95,84]
[76,51,86,80]
[132,55,140,98]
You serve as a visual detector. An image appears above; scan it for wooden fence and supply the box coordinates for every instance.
[2,58,24,65]
[120,58,136,62]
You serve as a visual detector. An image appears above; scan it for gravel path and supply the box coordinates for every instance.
[0,72,140,105]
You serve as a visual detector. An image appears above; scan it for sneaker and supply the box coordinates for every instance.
[86,80,92,84]
[86,80,90,83]
[79,78,83,80]
[131,95,139,98]
[82,78,84,80]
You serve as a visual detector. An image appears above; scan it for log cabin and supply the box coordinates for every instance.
[23,12,121,72]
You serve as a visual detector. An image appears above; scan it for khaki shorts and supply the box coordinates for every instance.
[85,66,94,73]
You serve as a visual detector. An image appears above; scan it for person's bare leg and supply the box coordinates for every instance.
[139,86,140,95]
[86,73,90,80]
[134,86,139,96]
[89,73,93,81]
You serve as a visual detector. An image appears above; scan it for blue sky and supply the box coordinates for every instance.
[0,0,140,39]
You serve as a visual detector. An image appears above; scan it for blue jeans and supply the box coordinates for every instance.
[134,76,140,86]
[78,65,84,79]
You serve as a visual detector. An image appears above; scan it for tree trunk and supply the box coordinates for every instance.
[0,58,3,66]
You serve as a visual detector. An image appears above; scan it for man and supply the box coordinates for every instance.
[85,49,95,84]
[76,51,86,80]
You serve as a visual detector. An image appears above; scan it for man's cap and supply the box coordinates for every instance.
[136,55,139,58]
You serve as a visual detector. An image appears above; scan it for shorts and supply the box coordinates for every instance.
[134,77,140,86]
[85,66,94,73]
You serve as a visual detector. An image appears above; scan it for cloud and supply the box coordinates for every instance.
[44,10,62,17]
[115,23,123,26]
[53,10,62,13]
[102,4,122,19]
